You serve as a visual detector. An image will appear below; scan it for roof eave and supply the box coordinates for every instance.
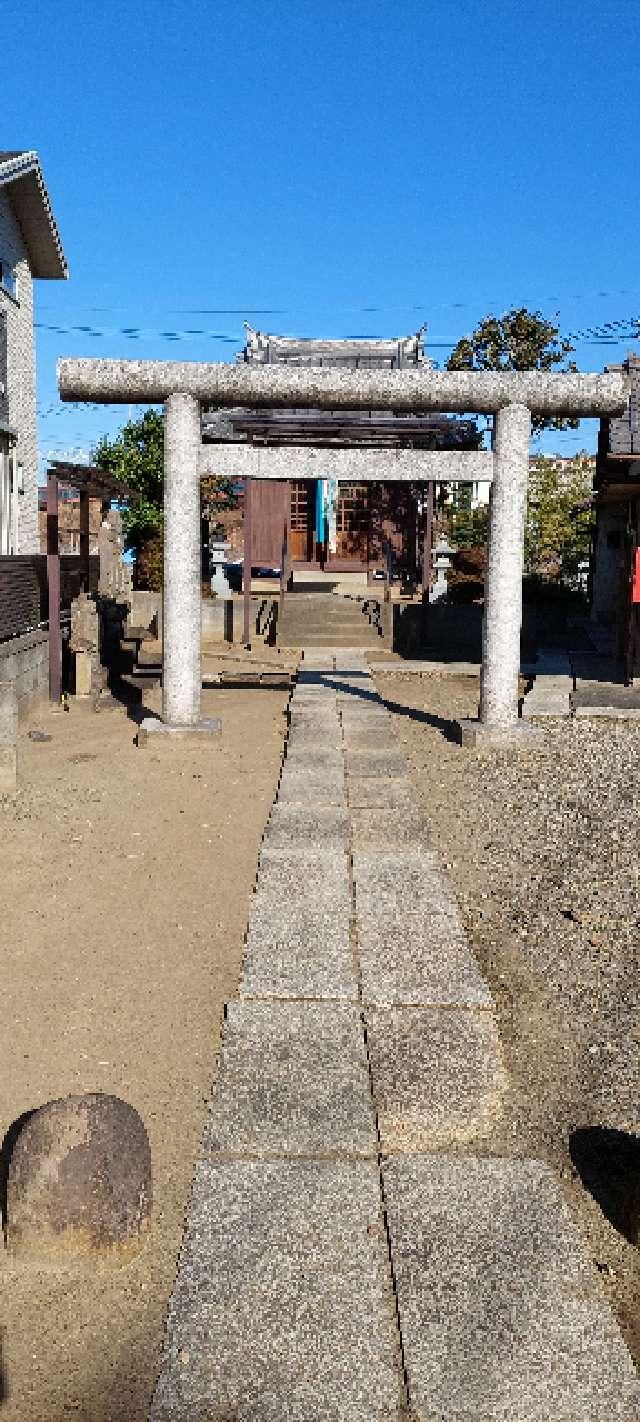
[0,152,68,279]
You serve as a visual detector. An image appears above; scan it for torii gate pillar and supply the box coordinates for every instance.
[163,393,202,725]
[477,402,532,736]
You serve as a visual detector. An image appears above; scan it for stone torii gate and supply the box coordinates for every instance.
[57,359,628,744]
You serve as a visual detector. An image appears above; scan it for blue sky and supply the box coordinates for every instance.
[6,0,640,467]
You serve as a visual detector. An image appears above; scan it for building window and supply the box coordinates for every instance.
[290,482,309,530]
[0,259,17,300]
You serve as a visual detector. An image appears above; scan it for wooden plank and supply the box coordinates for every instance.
[422,481,434,598]
[46,472,61,703]
[243,477,253,647]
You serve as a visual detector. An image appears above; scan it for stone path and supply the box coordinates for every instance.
[150,649,640,1421]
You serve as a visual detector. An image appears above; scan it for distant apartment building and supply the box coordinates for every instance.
[0,150,67,554]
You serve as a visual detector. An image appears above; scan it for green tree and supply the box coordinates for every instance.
[93,408,164,556]
[446,307,578,434]
[525,453,593,583]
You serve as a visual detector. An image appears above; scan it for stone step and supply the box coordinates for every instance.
[383,1155,640,1421]
[279,634,381,648]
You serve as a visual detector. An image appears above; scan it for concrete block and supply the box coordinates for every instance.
[204,1001,377,1158]
[366,1006,505,1150]
[242,896,356,1001]
[383,1155,640,1421]
[150,1159,402,1422]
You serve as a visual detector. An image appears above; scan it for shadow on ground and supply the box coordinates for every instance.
[570,1126,640,1245]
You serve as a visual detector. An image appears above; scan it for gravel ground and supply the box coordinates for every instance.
[376,671,640,1365]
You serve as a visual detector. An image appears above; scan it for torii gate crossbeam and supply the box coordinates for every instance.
[57,358,628,746]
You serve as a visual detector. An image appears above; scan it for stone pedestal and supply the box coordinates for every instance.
[457,717,542,750]
[138,716,221,746]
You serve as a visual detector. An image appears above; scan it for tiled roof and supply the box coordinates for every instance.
[239,323,429,369]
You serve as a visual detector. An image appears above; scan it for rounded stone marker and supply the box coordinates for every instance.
[6,1093,152,1261]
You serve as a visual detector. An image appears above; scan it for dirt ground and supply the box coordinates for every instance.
[375,670,640,1367]
[0,682,289,1420]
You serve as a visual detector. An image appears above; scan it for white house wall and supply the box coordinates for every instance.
[0,189,38,552]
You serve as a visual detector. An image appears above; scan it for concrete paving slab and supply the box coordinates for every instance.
[357,911,491,1008]
[366,1006,505,1150]
[284,748,344,773]
[151,1159,403,1422]
[300,651,335,669]
[383,1155,640,1421]
[349,806,429,851]
[334,652,370,670]
[369,659,480,677]
[277,768,345,806]
[242,897,356,1000]
[336,690,383,709]
[341,728,400,753]
[292,683,338,697]
[259,838,347,872]
[288,713,339,733]
[522,676,573,719]
[297,670,337,683]
[340,708,392,729]
[204,1001,377,1157]
[348,778,418,811]
[345,751,409,779]
[251,853,349,910]
[353,849,457,917]
[265,803,348,847]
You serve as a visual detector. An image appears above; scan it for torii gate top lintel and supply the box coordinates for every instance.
[57,358,628,418]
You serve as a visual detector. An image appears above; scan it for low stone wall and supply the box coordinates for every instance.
[0,629,49,711]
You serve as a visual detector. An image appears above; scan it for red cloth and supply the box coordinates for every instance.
[632,547,640,604]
